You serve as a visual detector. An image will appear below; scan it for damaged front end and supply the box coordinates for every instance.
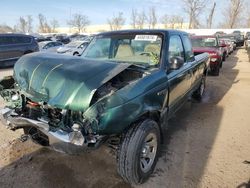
[0,76,105,153]
[0,53,147,153]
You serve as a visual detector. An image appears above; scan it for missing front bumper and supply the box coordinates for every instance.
[0,107,99,154]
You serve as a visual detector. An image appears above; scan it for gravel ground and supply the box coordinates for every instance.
[0,49,249,188]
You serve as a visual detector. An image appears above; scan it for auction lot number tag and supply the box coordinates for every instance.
[134,35,158,41]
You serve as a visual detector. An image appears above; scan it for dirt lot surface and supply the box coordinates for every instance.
[0,49,249,188]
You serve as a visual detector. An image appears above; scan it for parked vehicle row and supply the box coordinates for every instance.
[215,31,245,47]
[0,29,210,185]
[34,33,90,44]
[0,33,93,68]
[191,34,237,76]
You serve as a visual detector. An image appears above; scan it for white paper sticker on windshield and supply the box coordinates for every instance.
[134,35,158,41]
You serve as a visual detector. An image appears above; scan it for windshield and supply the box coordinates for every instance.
[191,37,218,47]
[82,34,162,67]
[66,41,84,48]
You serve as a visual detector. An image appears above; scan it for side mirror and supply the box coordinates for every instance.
[169,56,184,70]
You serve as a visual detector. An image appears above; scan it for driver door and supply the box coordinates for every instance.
[167,35,192,116]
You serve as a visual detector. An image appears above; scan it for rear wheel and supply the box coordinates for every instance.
[117,119,160,185]
[193,76,206,101]
[222,52,226,61]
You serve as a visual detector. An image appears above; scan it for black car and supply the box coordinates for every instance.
[55,35,70,44]
[0,33,39,67]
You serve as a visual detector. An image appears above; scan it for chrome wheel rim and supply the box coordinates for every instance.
[140,133,157,173]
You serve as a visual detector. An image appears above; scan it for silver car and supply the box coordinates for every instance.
[39,41,64,52]
[57,40,89,56]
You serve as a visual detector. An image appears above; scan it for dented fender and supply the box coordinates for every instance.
[83,70,169,134]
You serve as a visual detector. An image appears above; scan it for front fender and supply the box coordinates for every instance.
[83,75,169,134]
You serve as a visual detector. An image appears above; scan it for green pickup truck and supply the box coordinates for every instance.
[0,30,209,185]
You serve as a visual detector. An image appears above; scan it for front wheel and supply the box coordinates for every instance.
[211,64,220,76]
[117,119,160,185]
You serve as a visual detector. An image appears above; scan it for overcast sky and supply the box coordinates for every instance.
[1,0,226,28]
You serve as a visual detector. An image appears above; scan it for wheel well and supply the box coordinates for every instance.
[123,111,163,142]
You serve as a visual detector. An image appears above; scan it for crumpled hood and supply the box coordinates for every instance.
[14,52,130,111]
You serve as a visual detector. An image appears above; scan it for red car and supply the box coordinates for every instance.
[191,35,225,76]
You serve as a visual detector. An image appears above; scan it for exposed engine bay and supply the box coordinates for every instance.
[90,67,145,105]
[0,66,146,151]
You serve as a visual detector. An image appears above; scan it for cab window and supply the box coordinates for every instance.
[182,35,194,62]
[169,35,184,59]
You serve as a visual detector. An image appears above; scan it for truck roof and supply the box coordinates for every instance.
[95,29,188,36]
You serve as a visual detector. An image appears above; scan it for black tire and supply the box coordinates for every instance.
[73,52,79,56]
[211,65,220,76]
[220,60,223,68]
[117,119,160,185]
[222,53,226,61]
[193,76,206,101]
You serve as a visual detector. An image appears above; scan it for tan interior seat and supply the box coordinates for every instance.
[144,44,161,55]
[115,44,134,58]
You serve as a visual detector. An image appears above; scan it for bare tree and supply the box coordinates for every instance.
[148,7,157,29]
[182,0,206,29]
[131,9,138,29]
[15,15,33,33]
[206,2,216,29]
[51,19,59,33]
[136,10,147,29]
[243,2,250,28]
[67,14,90,33]
[38,14,45,32]
[223,0,244,28]
[107,12,126,31]
[169,15,184,29]
[0,24,13,33]
[38,14,51,33]
[161,14,169,28]
[176,16,184,29]
[18,17,27,33]
[27,15,33,33]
